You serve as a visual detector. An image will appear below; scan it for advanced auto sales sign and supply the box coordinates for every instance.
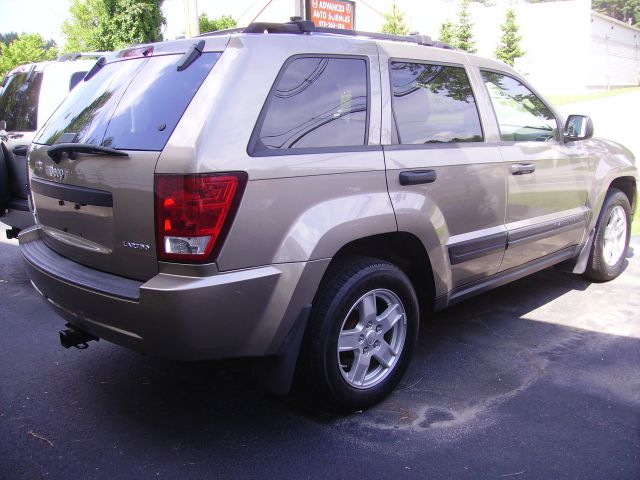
[306,0,356,30]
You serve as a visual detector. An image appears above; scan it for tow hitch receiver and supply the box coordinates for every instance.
[6,227,20,240]
[59,324,99,349]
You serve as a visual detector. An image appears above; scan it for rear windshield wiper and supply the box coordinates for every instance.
[47,143,129,163]
[177,40,205,71]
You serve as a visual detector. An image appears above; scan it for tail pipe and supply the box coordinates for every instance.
[59,324,99,349]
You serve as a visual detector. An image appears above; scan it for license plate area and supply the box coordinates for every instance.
[32,189,114,250]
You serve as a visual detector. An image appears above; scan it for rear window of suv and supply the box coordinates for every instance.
[251,55,369,153]
[0,72,43,132]
[35,52,220,151]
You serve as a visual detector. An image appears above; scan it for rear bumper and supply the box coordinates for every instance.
[20,228,328,361]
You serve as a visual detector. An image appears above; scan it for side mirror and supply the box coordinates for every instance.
[564,115,594,141]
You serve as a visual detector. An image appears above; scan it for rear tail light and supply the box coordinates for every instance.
[155,173,247,263]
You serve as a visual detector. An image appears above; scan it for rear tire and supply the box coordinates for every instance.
[299,257,419,412]
[583,188,631,282]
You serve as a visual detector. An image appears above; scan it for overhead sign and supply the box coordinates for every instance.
[306,0,356,30]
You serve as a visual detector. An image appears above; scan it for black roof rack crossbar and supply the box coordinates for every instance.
[231,19,454,49]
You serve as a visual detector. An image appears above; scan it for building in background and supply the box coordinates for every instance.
[162,0,640,93]
[589,11,640,89]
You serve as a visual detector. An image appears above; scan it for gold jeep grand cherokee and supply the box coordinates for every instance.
[19,20,637,411]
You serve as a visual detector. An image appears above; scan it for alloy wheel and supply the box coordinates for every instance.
[336,289,407,389]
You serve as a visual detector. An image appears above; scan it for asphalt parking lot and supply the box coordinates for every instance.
[1,229,638,479]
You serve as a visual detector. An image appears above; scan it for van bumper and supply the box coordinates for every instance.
[19,228,328,361]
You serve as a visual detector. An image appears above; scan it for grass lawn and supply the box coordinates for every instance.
[546,87,640,106]
[633,208,640,237]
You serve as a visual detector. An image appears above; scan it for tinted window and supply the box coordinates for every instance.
[391,62,483,144]
[481,71,557,142]
[254,56,368,151]
[0,72,43,132]
[35,53,220,151]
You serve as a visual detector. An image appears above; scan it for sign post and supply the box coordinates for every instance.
[305,0,356,30]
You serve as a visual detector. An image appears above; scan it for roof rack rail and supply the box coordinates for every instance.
[57,52,105,62]
[205,19,453,50]
[196,27,245,37]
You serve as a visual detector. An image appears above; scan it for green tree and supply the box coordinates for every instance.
[0,34,58,76]
[62,0,108,51]
[0,32,19,47]
[438,1,477,52]
[103,0,165,47]
[527,0,639,25]
[495,9,524,66]
[438,22,456,45]
[381,2,410,35]
[592,0,640,25]
[528,0,639,25]
[457,0,477,53]
[62,0,166,52]
[199,13,237,33]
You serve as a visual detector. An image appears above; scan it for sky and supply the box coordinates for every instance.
[0,0,430,48]
[0,0,586,51]
[0,0,261,47]
[0,0,267,45]
[0,0,73,46]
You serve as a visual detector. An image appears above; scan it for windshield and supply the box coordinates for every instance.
[0,71,43,132]
[35,52,221,151]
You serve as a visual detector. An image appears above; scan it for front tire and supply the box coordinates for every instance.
[299,257,419,411]
[583,188,631,282]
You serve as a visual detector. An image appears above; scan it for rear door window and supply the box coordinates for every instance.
[252,56,369,152]
[35,52,221,151]
[0,72,43,132]
[390,62,483,144]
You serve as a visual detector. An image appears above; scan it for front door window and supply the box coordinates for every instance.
[481,71,557,142]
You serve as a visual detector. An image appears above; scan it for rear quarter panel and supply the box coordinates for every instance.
[157,35,396,271]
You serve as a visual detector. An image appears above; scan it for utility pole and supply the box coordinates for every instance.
[184,0,200,37]
[295,0,305,19]
[605,33,610,91]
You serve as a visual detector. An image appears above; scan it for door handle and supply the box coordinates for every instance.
[511,163,536,175]
[399,170,437,186]
[13,145,28,157]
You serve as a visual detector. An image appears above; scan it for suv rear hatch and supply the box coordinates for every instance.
[29,42,224,281]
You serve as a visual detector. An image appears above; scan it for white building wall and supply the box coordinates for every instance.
[589,12,640,88]
[162,0,639,92]
[510,0,591,93]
